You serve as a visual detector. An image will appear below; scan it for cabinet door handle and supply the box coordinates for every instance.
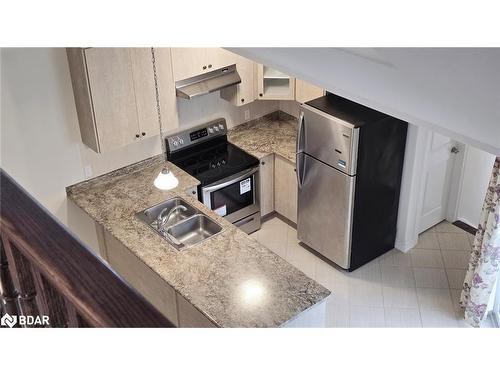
[135,134,140,138]
[208,64,212,68]
[259,93,263,97]
[142,132,146,136]
[261,161,266,166]
[241,98,245,103]
[203,65,207,70]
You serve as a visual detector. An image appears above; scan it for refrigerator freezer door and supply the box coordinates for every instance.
[297,153,355,269]
[300,104,359,176]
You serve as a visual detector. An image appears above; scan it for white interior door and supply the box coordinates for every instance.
[419,131,459,233]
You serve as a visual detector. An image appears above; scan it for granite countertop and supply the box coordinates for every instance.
[67,135,330,327]
[228,112,298,163]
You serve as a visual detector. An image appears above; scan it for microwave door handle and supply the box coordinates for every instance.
[296,111,305,154]
[202,166,259,193]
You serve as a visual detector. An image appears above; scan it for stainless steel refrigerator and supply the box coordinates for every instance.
[296,93,407,271]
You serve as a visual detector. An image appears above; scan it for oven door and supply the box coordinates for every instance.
[201,166,260,224]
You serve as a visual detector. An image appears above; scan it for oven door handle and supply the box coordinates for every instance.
[202,166,259,194]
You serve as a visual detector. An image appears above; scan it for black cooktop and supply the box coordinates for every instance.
[168,139,259,186]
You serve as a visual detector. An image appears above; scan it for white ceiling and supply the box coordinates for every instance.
[229,48,500,155]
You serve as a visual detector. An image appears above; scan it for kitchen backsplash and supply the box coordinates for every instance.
[176,91,279,130]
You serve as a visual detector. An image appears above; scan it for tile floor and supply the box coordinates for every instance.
[250,217,495,328]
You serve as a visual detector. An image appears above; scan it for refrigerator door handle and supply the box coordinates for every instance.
[296,111,305,154]
[296,152,304,189]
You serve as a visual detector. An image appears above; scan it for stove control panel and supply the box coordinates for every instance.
[165,118,227,154]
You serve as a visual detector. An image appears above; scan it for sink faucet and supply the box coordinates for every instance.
[157,204,187,231]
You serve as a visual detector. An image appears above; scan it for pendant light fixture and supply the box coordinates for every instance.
[151,48,178,190]
[154,167,178,190]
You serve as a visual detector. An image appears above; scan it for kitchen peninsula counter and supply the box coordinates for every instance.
[67,145,329,327]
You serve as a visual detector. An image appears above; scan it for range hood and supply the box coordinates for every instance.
[175,64,241,99]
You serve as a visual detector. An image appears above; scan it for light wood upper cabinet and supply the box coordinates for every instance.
[129,48,161,139]
[219,50,255,106]
[259,154,275,217]
[170,48,209,81]
[274,155,298,223]
[256,64,295,101]
[154,48,179,133]
[170,48,238,82]
[207,48,236,72]
[295,79,325,103]
[84,48,140,152]
[67,48,162,153]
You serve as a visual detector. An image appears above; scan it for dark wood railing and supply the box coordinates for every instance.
[0,170,173,327]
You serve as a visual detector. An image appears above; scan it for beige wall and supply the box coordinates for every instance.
[1,48,278,251]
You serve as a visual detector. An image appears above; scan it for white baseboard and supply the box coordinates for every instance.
[395,236,418,253]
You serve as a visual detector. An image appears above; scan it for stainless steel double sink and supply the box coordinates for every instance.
[136,197,222,250]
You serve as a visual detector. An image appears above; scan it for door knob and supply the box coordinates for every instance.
[451,146,460,154]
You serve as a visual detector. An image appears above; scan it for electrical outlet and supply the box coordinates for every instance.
[84,165,93,179]
[244,109,250,121]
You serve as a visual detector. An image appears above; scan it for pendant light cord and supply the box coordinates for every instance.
[151,47,167,160]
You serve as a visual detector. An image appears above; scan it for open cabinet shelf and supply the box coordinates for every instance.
[263,79,292,96]
[257,64,295,100]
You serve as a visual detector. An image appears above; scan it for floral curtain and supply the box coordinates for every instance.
[460,156,500,327]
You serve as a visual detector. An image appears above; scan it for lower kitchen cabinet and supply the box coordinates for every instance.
[103,228,217,327]
[104,230,179,326]
[274,155,298,223]
[176,294,216,328]
[94,223,110,261]
[259,154,275,217]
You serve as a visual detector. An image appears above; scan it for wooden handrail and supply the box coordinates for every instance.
[0,169,173,327]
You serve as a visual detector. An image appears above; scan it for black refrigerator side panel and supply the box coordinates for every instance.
[349,118,408,271]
